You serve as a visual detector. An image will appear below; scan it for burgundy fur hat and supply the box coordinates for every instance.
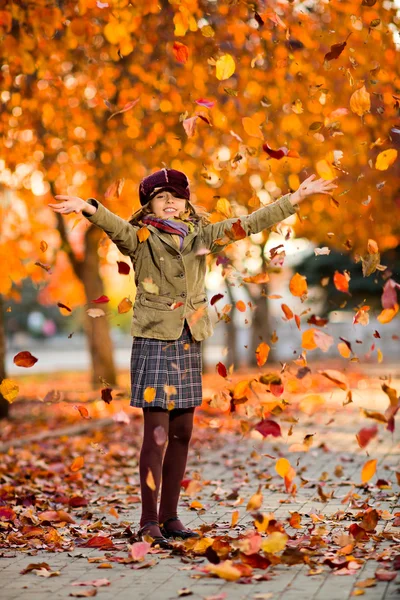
[139,168,190,206]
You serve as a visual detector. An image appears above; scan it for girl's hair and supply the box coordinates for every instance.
[129,198,211,227]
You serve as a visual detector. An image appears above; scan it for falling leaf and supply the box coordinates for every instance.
[275,458,291,478]
[91,295,109,304]
[146,468,156,491]
[216,362,228,378]
[255,419,282,438]
[107,98,139,121]
[236,300,246,312]
[377,303,399,324]
[104,178,125,200]
[243,272,269,284]
[118,297,132,314]
[246,487,263,511]
[195,98,215,108]
[117,261,130,275]
[255,342,270,366]
[361,459,377,483]
[144,387,156,403]
[333,271,350,293]
[86,308,105,318]
[153,425,167,446]
[183,116,199,137]
[375,148,397,171]
[172,41,189,63]
[137,226,150,242]
[350,85,371,116]
[142,278,159,295]
[215,54,236,80]
[231,510,239,527]
[242,117,263,139]
[13,351,38,368]
[289,273,308,297]
[356,425,378,448]
[299,394,326,415]
[263,143,300,159]
[0,378,19,403]
[316,159,335,180]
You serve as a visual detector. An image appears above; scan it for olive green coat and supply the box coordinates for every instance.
[83,194,297,341]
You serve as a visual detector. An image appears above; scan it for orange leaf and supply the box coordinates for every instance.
[275,458,291,478]
[231,510,239,528]
[236,300,246,312]
[137,226,150,243]
[242,116,263,139]
[172,41,189,63]
[289,273,308,297]
[333,271,350,294]
[377,303,399,324]
[70,457,84,472]
[361,459,377,483]
[146,468,156,491]
[243,272,269,284]
[255,342,270,367]
[118,297,132,314]
[281,304,293,319]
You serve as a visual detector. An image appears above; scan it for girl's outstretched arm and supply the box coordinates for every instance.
[201,175,337,253]
[48,195,139,256]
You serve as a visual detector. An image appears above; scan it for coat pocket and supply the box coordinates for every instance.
[190,292,208,307]
[140,293,173,311]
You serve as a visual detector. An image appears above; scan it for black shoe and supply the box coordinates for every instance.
[160,517,201,540]
[137,520,173,549]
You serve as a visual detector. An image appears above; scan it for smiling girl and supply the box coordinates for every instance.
[48,168,337,548]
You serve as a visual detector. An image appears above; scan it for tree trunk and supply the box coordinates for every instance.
[225,284,238,368]
[80,225,117,388]
[249,243,271,367]
[0,295,10,419]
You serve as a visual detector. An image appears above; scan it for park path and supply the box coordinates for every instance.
[0,371,399,600]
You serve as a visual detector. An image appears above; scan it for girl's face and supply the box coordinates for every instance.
[150,190,187,219]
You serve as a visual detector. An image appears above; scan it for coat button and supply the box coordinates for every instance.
[179,273,184,278]
[180,292,186,297]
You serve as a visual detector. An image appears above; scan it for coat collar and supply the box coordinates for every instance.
[146,223,200,254]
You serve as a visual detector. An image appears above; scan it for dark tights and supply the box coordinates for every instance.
[139,406,195,536]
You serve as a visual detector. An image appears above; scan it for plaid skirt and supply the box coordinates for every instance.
[129,320,203,409]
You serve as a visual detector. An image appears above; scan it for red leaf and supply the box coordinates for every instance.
[356,425,378,448]
[172,41,189,64]
[216,362,228,378]
[375,568,398,581]
[117,261,130,275]
[92,295,110,304]
[84,536,116,549]
[270,382,284,397]
[255,419,282,438]
[211,293,224,306]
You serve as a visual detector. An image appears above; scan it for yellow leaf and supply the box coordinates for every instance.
[377,348,383,363]
[146,468,156,491]
[375,148,397,171]
[207,560,242,581]
[361,459,377,483]
[233,380,251,400]
[242,117,263,139]
[142,278,159,295]
[316,159,335,180]
[193,537,214,554]
[338,342,351,358]
[289,273,308,297]
[254,513,272,533]
[70,456,84,472]
[377,303,399,324]
[302,329,317,350]
[0,378,19,403]
[215,54,235,80]
[246,487,263,511]
[299,394,326,415]
[143,387,156,403]
[275,458,291,478]
[216,197,232,218]
[137,226,150,242]
[261,532,288,554]
[350,85,371,116]
[255,342,270,367]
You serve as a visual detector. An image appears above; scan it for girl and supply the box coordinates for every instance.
[48,168,337,549]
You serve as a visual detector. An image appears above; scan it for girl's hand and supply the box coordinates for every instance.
[290,174,338,206]
[48,195,87,215]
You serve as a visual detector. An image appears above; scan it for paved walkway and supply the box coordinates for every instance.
[1,398,399,600]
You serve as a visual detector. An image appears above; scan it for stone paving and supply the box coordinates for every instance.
[1,398,399,600]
